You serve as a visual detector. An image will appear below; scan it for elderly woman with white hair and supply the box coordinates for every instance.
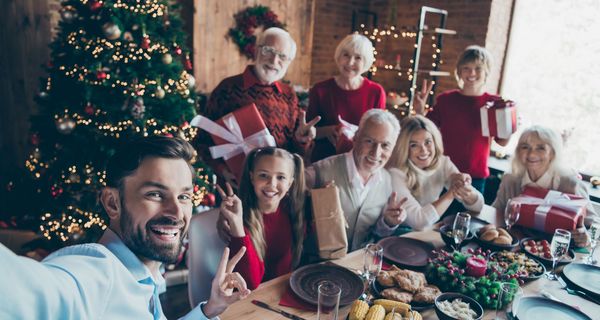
[492,125,598,247]
[306,33,386,162]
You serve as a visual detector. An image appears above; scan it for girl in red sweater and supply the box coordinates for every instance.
[216,147,306,289]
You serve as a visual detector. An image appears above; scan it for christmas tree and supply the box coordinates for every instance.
[22,0,211,246]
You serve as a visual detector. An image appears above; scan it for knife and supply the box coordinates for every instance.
[251,300,307,320]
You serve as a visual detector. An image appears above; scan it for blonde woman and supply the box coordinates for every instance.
[492,126,597,247]
[386,116,483,230]
[217,147,305,289]
[307,33,385,162]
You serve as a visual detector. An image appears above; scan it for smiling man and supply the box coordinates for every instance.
[306,109,407,251]
[0,136,250,319]
[195,27,318,186]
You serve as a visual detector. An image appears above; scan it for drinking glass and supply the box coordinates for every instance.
[317,281,341,320]
[586,217,600,264]
[546,228,571,280]
[363,243,383,287]
[452,212,471,252]
[504,199,521,231]
[495,282,523,320]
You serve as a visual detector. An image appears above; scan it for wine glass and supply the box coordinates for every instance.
[363,243,383,299]
[546,228,571,280]
[452,212,471,252]
[504,198,521,231]
[586,217,600,264]
[495,282,523,320]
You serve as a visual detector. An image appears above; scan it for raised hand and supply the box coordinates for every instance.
[216,183,245,237]
[295,110,321,144]
[413,79,434,115]
[383,192,408,227]
[203,247,251,318]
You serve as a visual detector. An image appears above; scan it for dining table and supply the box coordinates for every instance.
[163,205,599,319]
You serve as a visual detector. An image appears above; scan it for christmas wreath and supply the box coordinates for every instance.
[229,5,286,59]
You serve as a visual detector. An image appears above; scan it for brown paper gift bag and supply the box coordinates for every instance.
[310,184,347,259]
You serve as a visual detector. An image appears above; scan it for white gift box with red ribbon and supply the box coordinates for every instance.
[335,115,358,154]
[190,104,276,180]
[480,100,517,139]
[512,186,588,234]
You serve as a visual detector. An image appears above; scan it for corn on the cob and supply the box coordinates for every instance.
[373,299,411,315]
[348,300,369,320]
[365,305,385,320]
[383,311,402,320]
[408,310,422,320]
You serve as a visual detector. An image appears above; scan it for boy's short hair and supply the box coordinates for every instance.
[455,45,493,87]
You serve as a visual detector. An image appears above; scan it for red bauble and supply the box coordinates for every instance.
[96,70,107,80]
[174,47,182,55]
[89,0,103,11]
[84,103,95,115]
[184,57,193,71]
[201,193,216,207]
[30,133,40,146]
[141,36,150,49]
[50,185,64,198]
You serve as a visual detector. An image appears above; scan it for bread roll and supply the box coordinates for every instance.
[478,224,496,236]
[497,228,510,238]
[493,235,512,245]
[480,229,499,241]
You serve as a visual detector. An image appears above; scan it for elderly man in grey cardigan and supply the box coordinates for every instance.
[306,109,407,251]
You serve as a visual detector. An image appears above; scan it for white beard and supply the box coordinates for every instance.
[255,63,287,84]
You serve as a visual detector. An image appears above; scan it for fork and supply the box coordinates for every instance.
[558,276,600,305]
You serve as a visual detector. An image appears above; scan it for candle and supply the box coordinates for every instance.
[466,256,487,278]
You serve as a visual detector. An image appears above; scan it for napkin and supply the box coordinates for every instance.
[278,285,317,312]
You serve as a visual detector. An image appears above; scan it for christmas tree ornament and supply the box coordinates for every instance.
[162,53,173,64]
[88,0,103,11]
[186,74,196,89]
[122,31,133,41]
[38,91,48,99]
[60,6,77,22]
[30,133,40,146]
[69,173,81,184]
[95,70,107,80]
[56,115,76,134]
[184,54,193,70]
[50,185,64,198]
[174,46,182,55]
[182,89,190,97]
[155,87,166,99]
[32,148,41,160]
[131,98,145,119]
[84,103,95,115]
[200,192,216,207]
[102,22,122,40]
[141,35,150,49]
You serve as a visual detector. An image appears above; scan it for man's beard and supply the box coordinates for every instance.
[255,63,286,84]
[119,200,185,264]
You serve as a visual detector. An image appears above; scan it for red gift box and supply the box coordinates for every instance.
[513,186,588,234]
[190,104,276,180]
[480,99,517,139]
[335,115,357,154]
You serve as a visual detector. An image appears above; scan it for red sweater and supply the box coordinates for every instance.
[194,66,306,180]
[228,205,294,290]
[307,78,386,162]
[427,90,500,179]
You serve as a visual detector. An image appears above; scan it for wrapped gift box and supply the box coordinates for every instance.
[480,99,517,139]
[335,115,357,154]
[190,103,276,181]
[513,186,588,234]
[310,184,348,259]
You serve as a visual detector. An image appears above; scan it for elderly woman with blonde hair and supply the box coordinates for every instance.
[306,33,386,162]
[386,115,484,230]
[492,125,598,247]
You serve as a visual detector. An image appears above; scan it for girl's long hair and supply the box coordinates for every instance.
[386,115,444,195]
[237,147,306,267]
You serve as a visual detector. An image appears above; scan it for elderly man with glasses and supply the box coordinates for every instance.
[195,27,319,186]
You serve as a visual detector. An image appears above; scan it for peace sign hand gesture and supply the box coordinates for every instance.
[202,247,251,318]
[383,192,408,227]
[295,110,321,144]
[216,183,245,237]
[413,79,434,115]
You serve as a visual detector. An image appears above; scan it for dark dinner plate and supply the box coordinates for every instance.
[289,264,364,306]
[377,237,434,268]
[514,297,592,320]
[519,237,575,266]
[561,263,600,297]
[371,281,434,311]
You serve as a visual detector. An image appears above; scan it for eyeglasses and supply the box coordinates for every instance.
[259,45,290,61]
